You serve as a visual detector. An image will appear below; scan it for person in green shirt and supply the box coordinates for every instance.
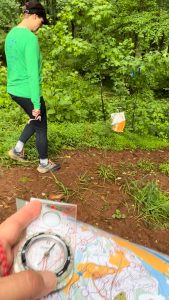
[5,1,60,173]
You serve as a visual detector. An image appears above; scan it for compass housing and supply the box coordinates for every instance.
[14,232,74,290]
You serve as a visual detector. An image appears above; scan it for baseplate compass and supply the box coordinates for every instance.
[14,232,73,290]
[14,198,77,291]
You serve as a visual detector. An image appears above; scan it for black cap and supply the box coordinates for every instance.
[24,1,49,25]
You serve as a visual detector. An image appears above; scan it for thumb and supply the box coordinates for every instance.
[0,270,57,300]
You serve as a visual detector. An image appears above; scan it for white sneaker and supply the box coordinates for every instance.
[8,149,26,162]
[37,160,61,173]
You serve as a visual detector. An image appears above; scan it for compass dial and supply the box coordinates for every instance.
[16,232,73,290]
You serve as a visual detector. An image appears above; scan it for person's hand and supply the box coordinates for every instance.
[32,109,41,120]
[0,201,57,300]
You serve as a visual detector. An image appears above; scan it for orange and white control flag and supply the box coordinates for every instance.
[111,112,125,132]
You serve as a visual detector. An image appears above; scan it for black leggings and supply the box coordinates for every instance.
[10,95,48,159]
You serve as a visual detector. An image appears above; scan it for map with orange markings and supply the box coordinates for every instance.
[43,222,169,300]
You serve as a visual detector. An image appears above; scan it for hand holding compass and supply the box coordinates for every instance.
[0,201,57,300]
[13,199,75,291]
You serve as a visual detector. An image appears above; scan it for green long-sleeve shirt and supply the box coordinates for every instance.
[5,27,42,109]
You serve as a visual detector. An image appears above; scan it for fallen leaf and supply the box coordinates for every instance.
[49,194,64,201]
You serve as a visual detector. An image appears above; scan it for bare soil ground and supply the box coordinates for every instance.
[0,149,169,255]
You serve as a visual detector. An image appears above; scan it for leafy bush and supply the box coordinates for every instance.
[43,68,103,122]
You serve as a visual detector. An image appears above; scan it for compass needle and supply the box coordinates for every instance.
[45,242,56,256]
[37,243,55,266]
[38,242,56,267]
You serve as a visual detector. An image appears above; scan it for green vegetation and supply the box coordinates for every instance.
[100,198,111,212]
[126,180,169,229]
[1,105,169,165]
[79,172,91,185]
[1,1,169,139]
[137,159,156,172]
[159,162,169,175]
[51,172,72,199]
[112,209,126,220]
[19,176,30,184]
[97,165,117,182]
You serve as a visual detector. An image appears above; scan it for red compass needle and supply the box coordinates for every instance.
[38,243,56,268]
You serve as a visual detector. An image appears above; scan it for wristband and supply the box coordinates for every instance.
[0,243,9,276]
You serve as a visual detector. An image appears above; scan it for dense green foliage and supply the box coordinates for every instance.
[1,0,169,139]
